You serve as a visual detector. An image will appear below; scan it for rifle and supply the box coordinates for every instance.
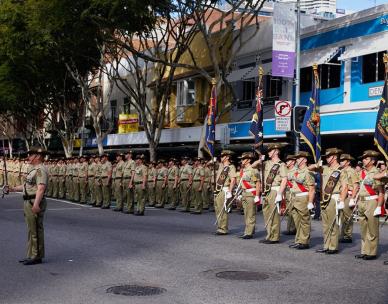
[214,184,243,226]
[1,150,9,198]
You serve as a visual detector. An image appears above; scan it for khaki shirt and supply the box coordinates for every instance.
[290,167,315,194]
[322,164,347,195]
[24,164,48,196]
[123,159,135,179]
[264,160,286,188]
[88,163,96,179]
[180,164,193,180]
[157,167,168,181]
[358,166,381,197]
[216,163,237,187]
[52,165,59,177]
[115,160,125,179]
[168,166,178,181]
[286,166,297,191]
[343,166,360,194]
[134,164,147,183]
[148,167,157,182]
[79,163,88,178]
[193,165,205,182]
[240,165,260,191]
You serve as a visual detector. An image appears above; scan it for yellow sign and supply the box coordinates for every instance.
[118,113,139,133]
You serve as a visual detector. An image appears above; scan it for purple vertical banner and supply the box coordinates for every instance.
[272,3,296,78]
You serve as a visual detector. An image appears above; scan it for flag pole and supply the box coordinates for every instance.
[258,67,265,197]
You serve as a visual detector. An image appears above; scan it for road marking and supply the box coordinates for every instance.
[47,198,91,208]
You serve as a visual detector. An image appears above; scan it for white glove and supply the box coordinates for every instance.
[254,196,260,203]
[349,198,356,208]
[337,201,344,210]
[226,191,232,199]
[373,206,382,217]
[275,193,282,203]
[307,202,314,210]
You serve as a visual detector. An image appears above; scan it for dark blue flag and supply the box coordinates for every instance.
[374,56,388,160]
[205,82,217,157]
[249,68,264,149]
[300,65,321,163]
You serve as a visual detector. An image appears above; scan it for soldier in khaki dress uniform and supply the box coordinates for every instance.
[339,153,360,243]
[284,154,297,235]
[78,156,88,204]
[73,158,80,202]
[166,158,179,210]
[146,161,157,207]
[132,154,148,215]
[100,154,112,209]
[0,157,4,186]
[8,147,49,265]
[87,156,97,205]
[113,153,125,211]
[238,152,261,239]
[94,157,103,207]
[51,160,59,199]
[288,151,315,249]
[155,160,168,208]
[58,159,66,199]
[355,150,385,260]
[260,143,287,244]
[179,157,193,212]
[316,148,348,254]
[123,151,135,213]
[191,157,205,214]
[214,150,237,235]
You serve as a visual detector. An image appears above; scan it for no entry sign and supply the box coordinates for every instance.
[275,100,291,131]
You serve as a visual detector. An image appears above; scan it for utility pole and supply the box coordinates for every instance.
[294,0,301,153]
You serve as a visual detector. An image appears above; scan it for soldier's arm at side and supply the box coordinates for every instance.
[32,183,46,214]
[308,185,315,203]
[340,178,348,202]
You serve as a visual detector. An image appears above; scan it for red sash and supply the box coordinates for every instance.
[240,170,257,195]
[294,172,308,193]
[361,170,377,196]
[287,180,293,188]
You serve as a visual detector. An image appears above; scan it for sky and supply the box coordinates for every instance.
[337,0,388,12]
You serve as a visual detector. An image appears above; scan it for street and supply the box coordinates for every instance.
[1,193,387,304]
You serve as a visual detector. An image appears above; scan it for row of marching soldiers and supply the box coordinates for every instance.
[34,151,215,216]
[214,144,387,261]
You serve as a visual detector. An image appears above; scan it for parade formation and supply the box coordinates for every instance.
[1,143,387,266]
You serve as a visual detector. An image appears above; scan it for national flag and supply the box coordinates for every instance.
[300,64,321,163]
[205,82,217,157]
[249,68,264,149]
[374,54,388,160]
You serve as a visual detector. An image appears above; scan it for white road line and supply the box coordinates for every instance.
[47,198,91,208]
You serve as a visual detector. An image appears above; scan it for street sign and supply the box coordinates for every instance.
[275,100,291,131]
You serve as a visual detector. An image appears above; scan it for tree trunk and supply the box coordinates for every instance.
[8,139,13,158]
[96,135,104,156]
[149,141,157,162]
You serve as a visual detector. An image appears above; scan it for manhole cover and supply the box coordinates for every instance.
[216,271,270,281]
[106,285,166,296]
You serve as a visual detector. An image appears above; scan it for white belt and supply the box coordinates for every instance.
[295,192,309,197]
[246,188,256,193]
[331,194,340,201]
[271,186,280,191]
[363,195,378,201]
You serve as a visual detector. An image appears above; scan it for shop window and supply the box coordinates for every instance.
[264,75,282,101]
[110,99,117,121]
[123,97,131,113]
[363,51,386,84]
[301,67,313,92]
[242,81,255,101]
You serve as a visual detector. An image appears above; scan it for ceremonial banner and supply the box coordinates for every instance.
[272,2,296,78]
[249,67,264,149]
[300,64,321,163]
[205,81,217,157]
[374,54,388,159]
